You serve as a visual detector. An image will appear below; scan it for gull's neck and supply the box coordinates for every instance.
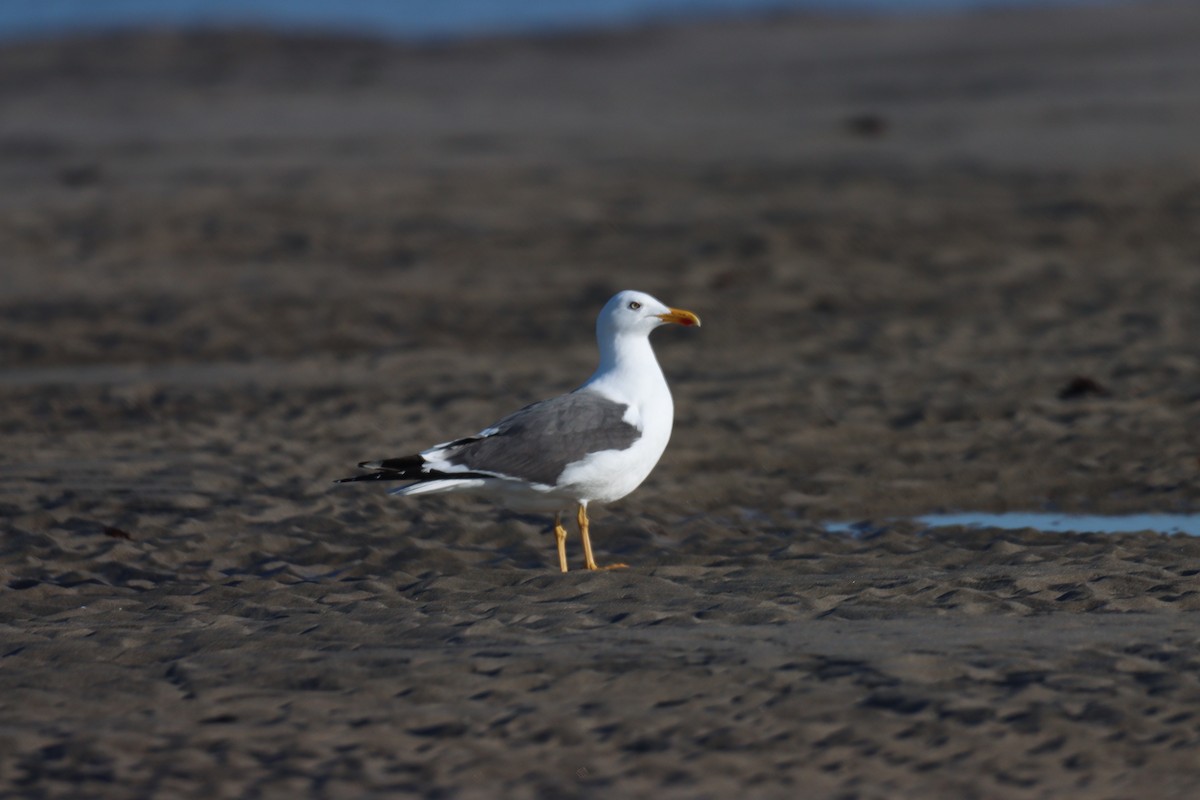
[582,329,667,400]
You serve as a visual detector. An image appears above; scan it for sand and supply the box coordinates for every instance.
[3,2,1200,797]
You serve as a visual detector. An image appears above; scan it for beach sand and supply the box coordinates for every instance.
[3,2,1200,797]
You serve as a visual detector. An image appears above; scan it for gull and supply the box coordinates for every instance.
[336,290,700,571]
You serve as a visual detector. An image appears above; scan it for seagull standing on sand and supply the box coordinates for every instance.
[337,290,701,572]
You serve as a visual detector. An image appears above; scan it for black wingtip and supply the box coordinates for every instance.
[335,472,401,484]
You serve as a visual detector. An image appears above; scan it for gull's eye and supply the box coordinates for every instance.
[628,301,642,310]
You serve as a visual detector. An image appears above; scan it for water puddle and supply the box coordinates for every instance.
[828,512,1200,537]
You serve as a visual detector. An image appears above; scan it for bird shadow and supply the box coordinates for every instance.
[496,510,556,532]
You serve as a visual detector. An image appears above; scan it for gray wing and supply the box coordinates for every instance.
[433,388,640,486]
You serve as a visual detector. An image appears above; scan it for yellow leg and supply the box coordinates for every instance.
[577,503,627,571]
[554,512,569,573]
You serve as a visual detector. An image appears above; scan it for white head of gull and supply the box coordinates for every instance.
[337,290,701,572]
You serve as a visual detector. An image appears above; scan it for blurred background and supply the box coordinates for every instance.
[0,0,1133,41]
[2,0,1198,519]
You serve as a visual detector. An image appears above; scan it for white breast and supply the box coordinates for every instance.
[557,376,674,505]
